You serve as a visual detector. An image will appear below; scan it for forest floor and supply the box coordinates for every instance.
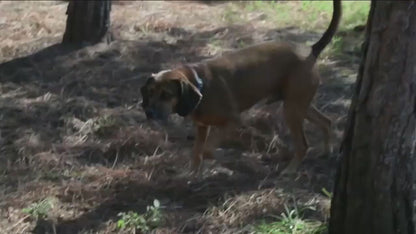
[0,1,368,233]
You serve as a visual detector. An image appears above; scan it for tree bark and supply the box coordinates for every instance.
[62,0,112,45]
[329,1,416,234]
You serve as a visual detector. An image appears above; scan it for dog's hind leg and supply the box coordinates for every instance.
[306,105,332,155]
[281,101,309,175]
[280,69,319,175]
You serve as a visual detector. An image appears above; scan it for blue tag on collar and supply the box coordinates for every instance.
[190,67,204,91]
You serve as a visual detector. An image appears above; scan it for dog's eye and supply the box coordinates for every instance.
[160,91,172,100]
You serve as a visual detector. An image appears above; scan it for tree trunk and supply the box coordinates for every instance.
[329,1,416,234]
[62,0,112,45]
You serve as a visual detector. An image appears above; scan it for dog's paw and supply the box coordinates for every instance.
[188,163,203,179]
[320,144,333,158]
[280,159,300,176]
[326,144,334,156]
[280,168,297,176]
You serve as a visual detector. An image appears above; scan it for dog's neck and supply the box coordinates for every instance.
[180,64,205,93]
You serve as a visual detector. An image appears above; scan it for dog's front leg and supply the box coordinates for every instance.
[191,125,211,176]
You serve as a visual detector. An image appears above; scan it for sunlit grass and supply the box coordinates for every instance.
[226,1,370,31]
[220,1,370,60]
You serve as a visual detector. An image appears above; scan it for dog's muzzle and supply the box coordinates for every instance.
[144,108,167,121]
[145,109,156,119]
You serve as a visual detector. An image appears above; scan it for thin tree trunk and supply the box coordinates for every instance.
[62,0,112,45]
[329,1,416,234]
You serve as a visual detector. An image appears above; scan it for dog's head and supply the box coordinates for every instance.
[140,69,202,121]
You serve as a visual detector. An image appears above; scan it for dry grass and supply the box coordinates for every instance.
[0,1,365,233]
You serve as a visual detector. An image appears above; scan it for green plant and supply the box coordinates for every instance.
[327,35,344,56]
[22,198,55,219]
[93,115,118,136]
[237,39,247,49]
[341,1,371,30]
[222,4,242,24]
[321,187,332,199]
[117,211,148,232]
[244,1,291,24]
[117,199,163,232]
[255,204,327,234]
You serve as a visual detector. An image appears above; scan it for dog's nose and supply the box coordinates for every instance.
[145,111,155,119]
[145,110,155,119]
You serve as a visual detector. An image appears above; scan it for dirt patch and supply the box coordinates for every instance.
[0,1,364,233]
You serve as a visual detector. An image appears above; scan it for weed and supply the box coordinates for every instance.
[222,4,243,24]
[327,36,344,56]
[321,188,332,199]
[206,38,226,55]
[41,169,76,182]
[22,197,55,219]
[41,170,62,181]
[117,212,148,232]
[135,22,153,35]
[237,39,247,49]
[254,204,326,234]
[117,199,163,232]
[93,115,119,137]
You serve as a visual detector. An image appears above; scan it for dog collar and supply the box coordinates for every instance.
[190,67,204,91]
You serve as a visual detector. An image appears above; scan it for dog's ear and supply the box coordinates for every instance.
[144,76,156,86]
[175,80,202,117]
[140,77,155,106]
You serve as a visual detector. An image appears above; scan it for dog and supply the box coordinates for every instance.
[140,0,341,175]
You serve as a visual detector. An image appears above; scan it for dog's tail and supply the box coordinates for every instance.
[305,0,342,65]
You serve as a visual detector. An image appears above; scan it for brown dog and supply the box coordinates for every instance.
[141,0,341,175]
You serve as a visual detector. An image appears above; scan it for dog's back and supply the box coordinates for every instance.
[200,42,303,111]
